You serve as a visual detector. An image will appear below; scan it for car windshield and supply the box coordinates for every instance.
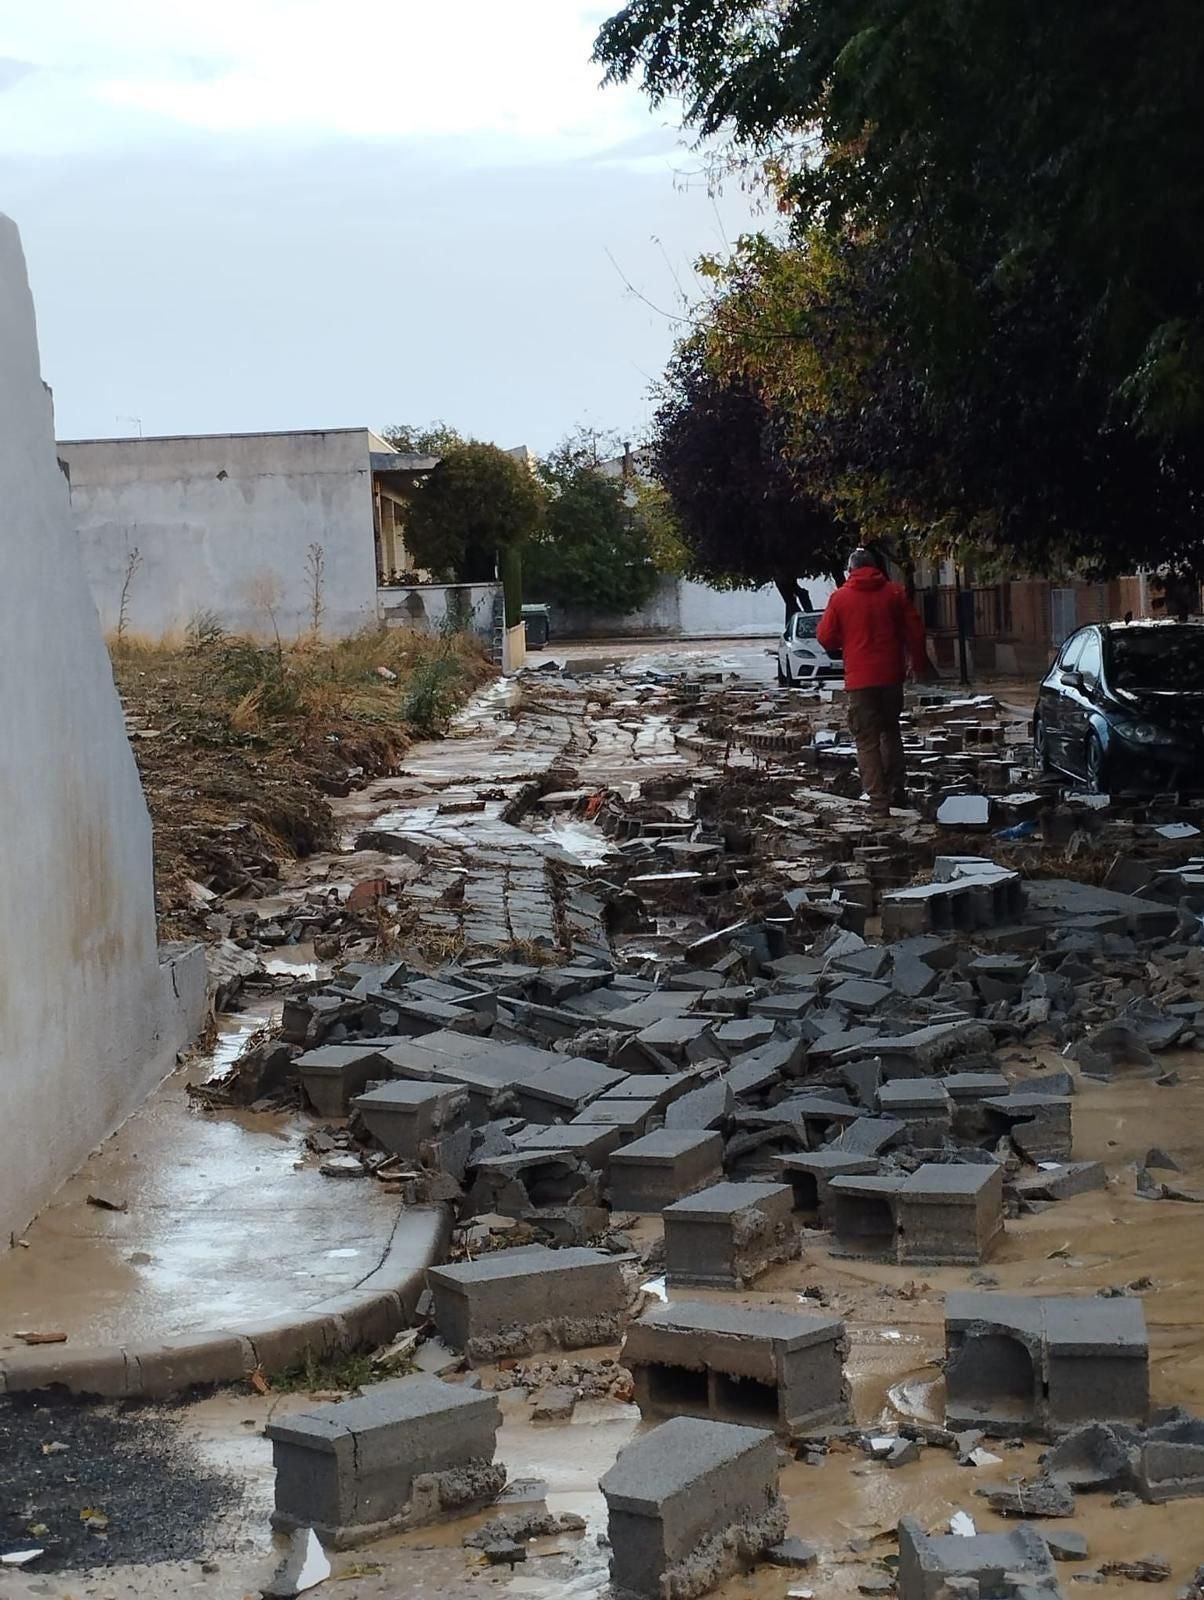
[794,614,820,639]
[1107,627,1204,692]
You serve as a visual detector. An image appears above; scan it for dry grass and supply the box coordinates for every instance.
[110,625,494,936]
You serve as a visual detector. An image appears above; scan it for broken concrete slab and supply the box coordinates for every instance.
[663,1181,799,1288]
[600,1417,787,1600]
[267,1375,503,1548]
[623,1299,848,1436]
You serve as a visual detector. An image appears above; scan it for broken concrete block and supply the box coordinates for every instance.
[828,978,893,1014]
[945,1293,1149,1438]
[1013,1164,1106,1203]
[1136,1410,1204,1503]
[295,1045,392,1117]
[982,1095,1073,1163]
[897,1513,1059,1600]
[267,1376,503,1548]
[1071,1026,1157,1079]
[426,1244,631,1362]
[511,1122,622,1169]
[937,795,992,828]
[511,1058,628,1123]
[623,1300,848,1436]
[663,1181,799,1288]
[980,1478,1076,1517]
[1045,1530,1089,1562]
[600,1417,787,1600]
[570,1098,658,1140]
[1043,1422,1139,1491]
[830,1164,1003,1266]
[608,1130,724,1213]
[877,1079,954,1141]
[778,1150,878,1223]
[352,1081,469,1160]
[664,1077,733,1131]
[834,1116,907,1155]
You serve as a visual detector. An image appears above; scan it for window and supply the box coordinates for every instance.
[1077,631,1102,683]
[1058,631,1088,671]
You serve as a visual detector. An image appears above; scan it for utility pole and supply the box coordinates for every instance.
[953,565,971,687]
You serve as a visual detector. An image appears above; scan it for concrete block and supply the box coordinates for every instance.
[601,1417,786,1600]
[664,1076,733,1131]
[829,1164,1003,1265]
[828,978,892,1014]
[296,1045,392,1117]
[570,1098,659,1139]
[626,1016,721,1067]
[623,1300,849,1435]
[1136,1411,1204,1502]
[778,1150,878,1223]
[352,1081,469,1159]
[982,1094,1073,1163]
[511,1058,628,1123]
[877,1079,954,1141]
[511,1122,622,1169]
[896,1162,1004,1265]
[664,1181,798,1288]
[427,1243,631,1361]
[714,1017,777,1056]
[608,1130,724,1212]
[897,1514,1059,1600]
[834,1116,907,1155]
[945,1293,1149,1438]
[598,1072,695,1110]
[267,1375,503,1547]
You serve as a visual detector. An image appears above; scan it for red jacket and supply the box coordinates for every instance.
[817,568,928,691]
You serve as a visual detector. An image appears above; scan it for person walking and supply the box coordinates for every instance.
[817,549,929,816]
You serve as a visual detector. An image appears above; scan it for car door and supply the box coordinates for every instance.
[1060,628,1103,779]
[1040,630,1086,768]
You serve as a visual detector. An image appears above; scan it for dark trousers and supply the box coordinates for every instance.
[847,684,905,810]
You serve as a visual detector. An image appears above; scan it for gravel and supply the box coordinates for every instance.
[0,1394,243,1572]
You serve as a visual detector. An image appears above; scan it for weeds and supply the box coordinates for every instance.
[115,545,142,650]
[400,638,466,735]
[267,1349,382,1395]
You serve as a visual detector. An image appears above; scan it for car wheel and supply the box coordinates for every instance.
[776,657,788,686]
[1085,731,1110,794]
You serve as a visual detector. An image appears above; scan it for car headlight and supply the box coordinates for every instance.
[1113,719,1171,744]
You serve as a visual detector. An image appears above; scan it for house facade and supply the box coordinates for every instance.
[58,427,435,640]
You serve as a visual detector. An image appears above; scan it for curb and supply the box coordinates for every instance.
[0,1204,452,1401]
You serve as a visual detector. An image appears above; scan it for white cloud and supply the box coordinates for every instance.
[0,0,653,154]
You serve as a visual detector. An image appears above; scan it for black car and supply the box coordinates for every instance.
[1034,621,1204,791]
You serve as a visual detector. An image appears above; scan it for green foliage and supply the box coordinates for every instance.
[269,1349,384,1395]
[399,640,466,735]
[525,467,661,615]
[596,0,1204,577]
[380,420,465,457]
[405,442,547,582]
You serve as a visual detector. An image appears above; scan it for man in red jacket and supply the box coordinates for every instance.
[817,549,929,816]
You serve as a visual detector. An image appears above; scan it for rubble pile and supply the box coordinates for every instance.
[223,660,1204,1600]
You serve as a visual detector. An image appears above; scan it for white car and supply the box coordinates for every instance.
[777,611,843,685]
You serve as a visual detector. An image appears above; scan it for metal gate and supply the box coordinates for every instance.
[1050,588,1078,647]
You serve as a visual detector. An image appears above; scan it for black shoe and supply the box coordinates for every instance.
[891,787,907,808]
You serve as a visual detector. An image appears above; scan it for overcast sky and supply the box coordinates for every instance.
[0,2,757,450]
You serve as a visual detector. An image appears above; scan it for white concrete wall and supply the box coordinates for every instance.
[379,581,500,643]
[0,215,206,1245]
[60,429,383,640]
[551,575,838,640]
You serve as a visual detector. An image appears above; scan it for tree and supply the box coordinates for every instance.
[525,467,661,614]
[381,421,464,457]
[652,338,852,618]
[595,1,1204,448]
[405,443,546,582]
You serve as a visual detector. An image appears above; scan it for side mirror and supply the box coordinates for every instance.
[1059,669,1085,690]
